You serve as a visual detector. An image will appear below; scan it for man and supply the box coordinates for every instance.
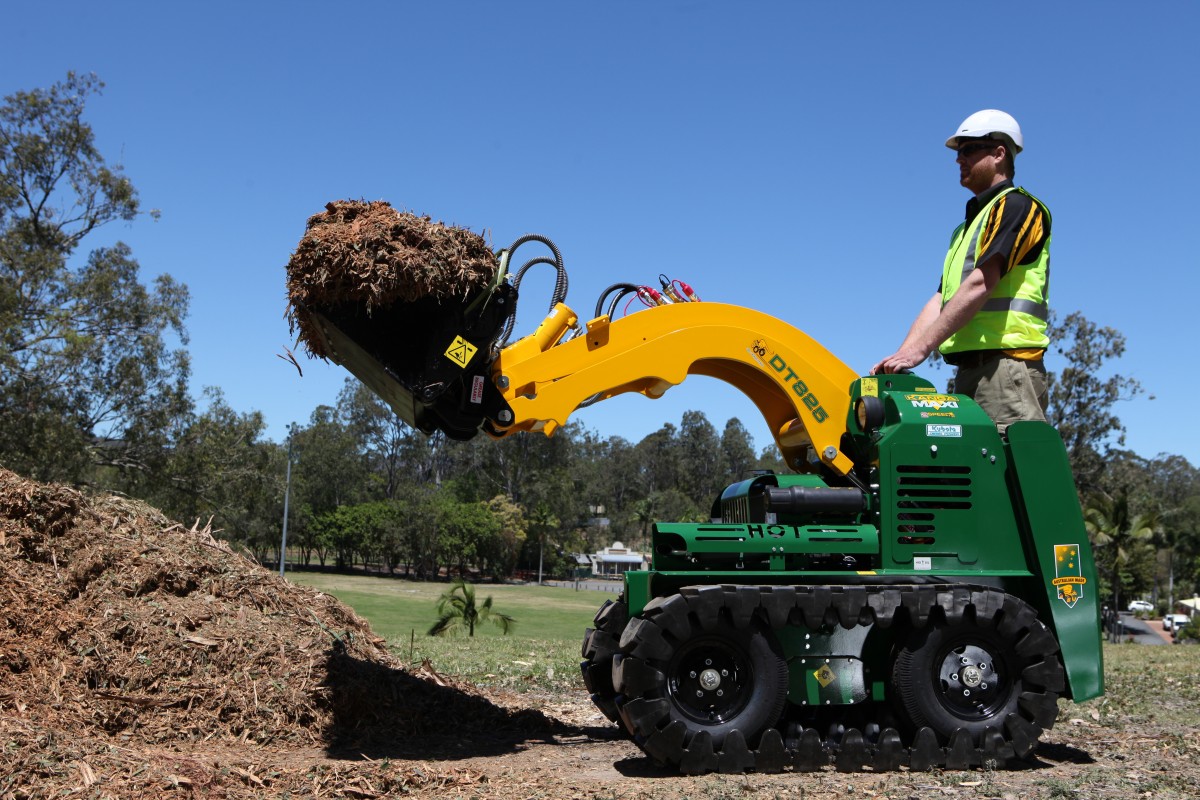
[872,109,1052,433]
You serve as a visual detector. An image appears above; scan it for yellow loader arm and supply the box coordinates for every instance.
[490,301,858,475]
[299,235,858,475]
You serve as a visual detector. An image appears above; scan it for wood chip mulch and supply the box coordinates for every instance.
[284,200,499,359]
[0,467,563,799]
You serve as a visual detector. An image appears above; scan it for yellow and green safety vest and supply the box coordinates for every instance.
[939,186,1051,356]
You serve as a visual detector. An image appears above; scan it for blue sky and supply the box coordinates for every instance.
[4,2,1197,465]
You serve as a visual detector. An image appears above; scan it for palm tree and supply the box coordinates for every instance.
[1084,490,1159,611]
[428,577,515,637]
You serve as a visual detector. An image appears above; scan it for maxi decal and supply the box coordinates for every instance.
[750,339,828,423]
[905,394,959,411]
[1052,544,1086,608]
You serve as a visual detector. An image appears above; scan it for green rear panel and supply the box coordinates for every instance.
[1006,421,1104,700]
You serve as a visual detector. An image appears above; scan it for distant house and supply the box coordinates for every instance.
[589,541,647,576]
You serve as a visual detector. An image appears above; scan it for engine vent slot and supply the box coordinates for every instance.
[894,465,973,540]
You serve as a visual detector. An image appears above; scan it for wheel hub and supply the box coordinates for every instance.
[937,644,1004,718]
[668,638,752,723]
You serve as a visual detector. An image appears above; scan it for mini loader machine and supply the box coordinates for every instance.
[295,233,1103,774]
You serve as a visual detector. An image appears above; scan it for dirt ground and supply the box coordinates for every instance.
[4,466,1198,799]
[400,692,1200,800]
[30,687,1180,800]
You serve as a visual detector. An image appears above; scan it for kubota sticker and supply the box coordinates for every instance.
[1052,544,1086,607]
[444,336,477,368]
[925,424,962,437]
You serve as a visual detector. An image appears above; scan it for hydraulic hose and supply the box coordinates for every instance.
[595,282,640,319]
[498,234,569,347]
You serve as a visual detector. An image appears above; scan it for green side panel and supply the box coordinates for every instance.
[651,522,879,573]
[623,570,652,617]
[1006,421,1104,701]
[875,387,1028,573]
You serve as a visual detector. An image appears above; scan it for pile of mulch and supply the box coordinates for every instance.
[0,467,563,798]
[285,200,499,359]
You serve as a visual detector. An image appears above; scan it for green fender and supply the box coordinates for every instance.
[1006,421,1104,701]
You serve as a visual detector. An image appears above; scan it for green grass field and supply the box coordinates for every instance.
[287,571,1200,732]
[285,571,615,692]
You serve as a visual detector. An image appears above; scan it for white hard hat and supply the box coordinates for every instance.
[945,109,1024,154]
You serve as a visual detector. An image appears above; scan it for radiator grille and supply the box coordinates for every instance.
[894,465,972,542]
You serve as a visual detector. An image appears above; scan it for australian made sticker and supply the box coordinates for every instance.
[1051,544,1086,607]
[925,424,962,438]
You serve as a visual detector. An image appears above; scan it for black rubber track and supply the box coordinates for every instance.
[580,596,629,724]
[600,583,1065,775]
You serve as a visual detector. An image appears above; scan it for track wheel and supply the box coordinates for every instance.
[581,597,629,724]
[891,594,1063,757]
[615,612,787,772]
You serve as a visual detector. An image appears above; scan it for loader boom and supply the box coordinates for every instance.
[490,301,859,475]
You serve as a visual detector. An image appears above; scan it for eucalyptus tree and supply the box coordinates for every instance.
[678,410,722,507]
[0,73,190,484]
[1046,311,1143,493]
[720,418,758,482]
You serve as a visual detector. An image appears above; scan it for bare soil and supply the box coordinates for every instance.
[3,467,1198,799]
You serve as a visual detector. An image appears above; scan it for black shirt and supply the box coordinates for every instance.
[938,180,1050,292]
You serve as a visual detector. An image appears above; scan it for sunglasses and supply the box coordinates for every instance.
[956,140,1001,158]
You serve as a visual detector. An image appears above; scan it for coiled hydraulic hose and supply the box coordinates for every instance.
[498,234,568,348]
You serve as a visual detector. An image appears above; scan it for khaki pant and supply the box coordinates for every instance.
[954,357,1048,434]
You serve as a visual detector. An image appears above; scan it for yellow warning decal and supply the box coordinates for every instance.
[814,663,836,688]
[444,336,477,369]
[860,377,878,397]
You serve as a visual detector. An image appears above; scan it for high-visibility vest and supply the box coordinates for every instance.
[939,186,1051,355]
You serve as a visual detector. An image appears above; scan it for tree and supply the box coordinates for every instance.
[678,410,722,507]
[337,378,413,499]
[0,73,190,484]
[636,423,681,494]
[427,577,514,637]
[1046,312,1143,493]
[720,418,758,483]
[393,483,440,579]
[290,406,369,565]
[136,387,279,540]
[1101,452,1200,611]
[483,494,527,578]
[523,502,561,580]
[1084,490,1158,610]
